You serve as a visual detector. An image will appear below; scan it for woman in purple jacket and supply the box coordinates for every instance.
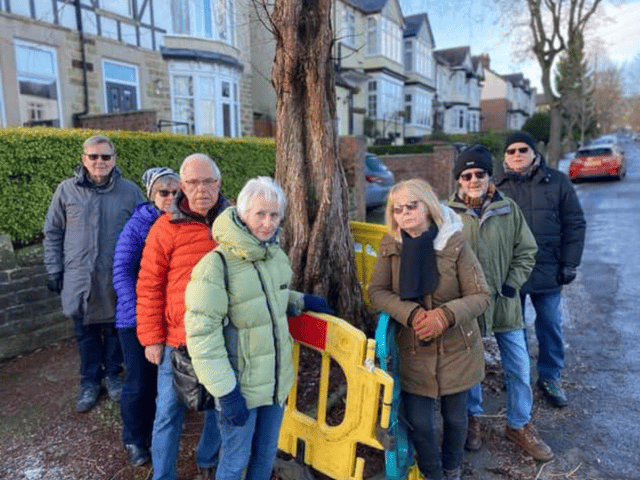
[113,167,180,467]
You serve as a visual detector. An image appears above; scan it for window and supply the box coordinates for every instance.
[378,16,401,63]
[103,60,139,113]
[368,95,377,118]
[404,40,412,71]
[404,94,412,123]
[171,0,235,45]
[367,17,377,54]
[170,68,240,137]
[14,40,62,127]
[342,7,356,47]
[459,109,465,129]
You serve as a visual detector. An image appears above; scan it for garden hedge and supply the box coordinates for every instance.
[0,127,276,246]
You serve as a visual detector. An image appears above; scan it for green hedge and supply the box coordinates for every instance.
[368,143,435,155]
[0,127,276,246]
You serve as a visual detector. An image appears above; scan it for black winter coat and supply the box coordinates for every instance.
[495,158,586,294]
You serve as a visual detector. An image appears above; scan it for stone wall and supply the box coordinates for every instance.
[0,235,71,362]
[379,145,457,199]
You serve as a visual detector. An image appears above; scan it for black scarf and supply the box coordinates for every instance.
[399,225,439,302]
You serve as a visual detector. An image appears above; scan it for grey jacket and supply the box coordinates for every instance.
[43,166,144,323]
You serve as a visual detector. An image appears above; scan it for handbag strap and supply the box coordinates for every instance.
[214,249,229,290]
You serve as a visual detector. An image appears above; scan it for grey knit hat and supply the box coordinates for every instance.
[141,167,179,198]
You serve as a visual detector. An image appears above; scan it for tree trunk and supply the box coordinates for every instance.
[271,0,366,329]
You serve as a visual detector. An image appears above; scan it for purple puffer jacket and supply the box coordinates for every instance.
[113,202,161,329]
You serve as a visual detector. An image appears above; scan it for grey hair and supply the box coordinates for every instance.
[236,177,286,219]
[83,135,115,154]
[179,153,221,179]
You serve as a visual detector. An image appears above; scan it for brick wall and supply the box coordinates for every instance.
[77,110,159,132]
[0,236,71,361]
[379,145,457,199]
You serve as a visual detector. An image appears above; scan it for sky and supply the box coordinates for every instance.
[398,0,640,93]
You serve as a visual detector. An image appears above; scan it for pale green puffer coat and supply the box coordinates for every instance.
[184,207,304,409]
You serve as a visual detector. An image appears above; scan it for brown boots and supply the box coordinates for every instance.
[465,414,482,451]
[505,423,554,462]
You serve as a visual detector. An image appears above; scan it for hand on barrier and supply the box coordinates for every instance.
[303,294,335,315]
[219,384,249,426]
[413,308,450,341]
[46,272,63,294]
[557,265,577,285]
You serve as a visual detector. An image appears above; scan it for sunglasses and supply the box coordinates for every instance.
[84,153,114,161]
[157,189,178,198]
[505,147,530,155]
[392,200,420,214]
[460,171,487,182]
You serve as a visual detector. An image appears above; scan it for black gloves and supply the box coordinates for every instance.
[303,294,334,314]
[46,273,63,294]
[500,284,517,298]
[218,384,249,426]
[557,265,577,285]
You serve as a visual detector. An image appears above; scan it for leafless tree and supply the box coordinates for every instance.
[254,0,366,328]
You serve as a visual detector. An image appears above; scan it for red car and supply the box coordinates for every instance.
[568,145,626,181]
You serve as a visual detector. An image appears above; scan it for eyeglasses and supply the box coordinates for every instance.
[392,200,420,214]
[183,178,218,188]
[157,189,178,198]
[460,171,487,182]
[84,153,114,161]
[505,147,530,155]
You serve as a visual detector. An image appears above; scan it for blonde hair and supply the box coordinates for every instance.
[385,179,444,242]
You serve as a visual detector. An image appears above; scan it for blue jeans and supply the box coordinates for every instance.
[72,316,122,387]
[118,328,157,448]
[216,403,285,480]
[402,390,468,480]
[151,346,220,480]
[521,291,564,382]
[467,329,532,429]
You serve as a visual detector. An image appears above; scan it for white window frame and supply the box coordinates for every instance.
[367,17,378,55]
[342,6,356,48]
[171,0,236,46]
[102,59,140,113]
[14,39,63,128]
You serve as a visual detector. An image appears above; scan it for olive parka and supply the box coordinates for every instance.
[448,190,537,336]
[184,208,305,409]
[368,205,490,398]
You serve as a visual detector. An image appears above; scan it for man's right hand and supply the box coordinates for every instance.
[46,273,63,294]
[145,344,164,365]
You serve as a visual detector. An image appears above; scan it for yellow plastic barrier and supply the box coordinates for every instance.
[280,312,394,480]
[350,220,387,304]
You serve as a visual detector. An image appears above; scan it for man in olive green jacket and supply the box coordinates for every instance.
[448,145,552,463]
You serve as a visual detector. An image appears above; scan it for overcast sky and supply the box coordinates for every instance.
[398,0,640,93]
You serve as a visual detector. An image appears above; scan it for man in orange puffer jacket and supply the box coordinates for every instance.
[137,153,229,480]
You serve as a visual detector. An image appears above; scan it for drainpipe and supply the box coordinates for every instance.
[73,0,89,127]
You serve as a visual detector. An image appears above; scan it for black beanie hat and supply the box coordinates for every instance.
[504,130,537,153]
[453,145,493,178]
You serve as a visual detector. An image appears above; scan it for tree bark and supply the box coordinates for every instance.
[271,0,366,329]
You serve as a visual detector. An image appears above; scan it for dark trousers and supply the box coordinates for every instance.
[72,316,123,387]
[118,327,157,448]
[402,390,468,479]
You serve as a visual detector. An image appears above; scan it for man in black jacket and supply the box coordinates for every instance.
[495,131,586,408]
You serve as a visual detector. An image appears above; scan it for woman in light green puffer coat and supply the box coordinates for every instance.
[184,177,329,480]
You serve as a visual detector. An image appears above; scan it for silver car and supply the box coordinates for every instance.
[365,153,395,210]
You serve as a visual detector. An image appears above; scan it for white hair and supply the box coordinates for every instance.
[179,153,221,179]
[236,177,286,219]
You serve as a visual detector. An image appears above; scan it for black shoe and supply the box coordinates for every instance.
[537,378,568,407]
[75,384,100,413]
[125,444,150,467]
[104,375,123,403]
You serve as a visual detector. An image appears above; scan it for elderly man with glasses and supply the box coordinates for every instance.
[495,131,586,409]
[43,135,145,413]
[136,153,229,480]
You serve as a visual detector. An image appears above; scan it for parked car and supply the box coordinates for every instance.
[569,145,626,182]
[590,135,618,147]
[365,153,395,210]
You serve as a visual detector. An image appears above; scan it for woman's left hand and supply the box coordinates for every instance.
[413,308,450,341]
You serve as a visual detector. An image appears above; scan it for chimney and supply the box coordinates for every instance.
[479,54,490,69]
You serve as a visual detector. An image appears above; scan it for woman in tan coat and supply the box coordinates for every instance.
[368,179,490,480]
